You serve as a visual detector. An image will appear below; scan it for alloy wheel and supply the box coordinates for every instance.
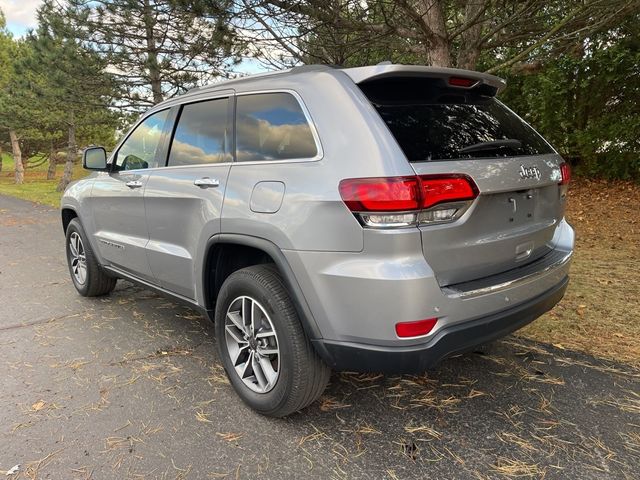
[224,296,280,393]
[68,232,87,285]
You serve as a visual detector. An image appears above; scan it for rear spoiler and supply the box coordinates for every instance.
[342,64,506,94]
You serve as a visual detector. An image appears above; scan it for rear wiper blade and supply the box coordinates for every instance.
[459,139,522,154]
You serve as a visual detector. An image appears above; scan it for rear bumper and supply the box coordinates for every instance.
[284,219,574,346]
[312,276,568,373]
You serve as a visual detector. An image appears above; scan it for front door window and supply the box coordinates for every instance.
[115,110,169,170]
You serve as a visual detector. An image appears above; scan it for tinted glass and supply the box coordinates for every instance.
[116,109,169,170]
[168,98,229,166]
[236,93,317,161]
[360,78,553,161]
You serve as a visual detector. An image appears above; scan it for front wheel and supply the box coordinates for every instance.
[215,264,330,417]
[65,218,116,297]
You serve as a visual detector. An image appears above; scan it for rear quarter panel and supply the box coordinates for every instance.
[221,71,416,252]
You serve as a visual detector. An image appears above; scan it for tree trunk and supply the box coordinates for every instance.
[0,145,3,173]
[416,0,451,67]
[9,129,24,185]
[47,143,57,180]
[57,121,76,192]
[456,1,486,70]
[143,0,163,104]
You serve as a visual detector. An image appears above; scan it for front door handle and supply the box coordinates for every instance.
[125,180,143,189]
[194,177,220,188]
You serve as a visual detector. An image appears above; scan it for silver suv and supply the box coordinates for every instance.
[62,64,574,417]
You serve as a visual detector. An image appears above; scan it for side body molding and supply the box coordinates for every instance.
[203,234,323,340]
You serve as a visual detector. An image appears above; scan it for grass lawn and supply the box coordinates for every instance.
[0,153,88,207]
[0,153,638,366]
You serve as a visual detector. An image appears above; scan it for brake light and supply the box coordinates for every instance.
[559,163,571,185]
[449,77,477,88]
[339,175,478,228]
[420,176,478,209]
[396,318,438,338]
[338,176,420,212]
[339,175,477,212]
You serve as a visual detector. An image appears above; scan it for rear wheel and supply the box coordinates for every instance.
[215,264,330,417]
[65,218,116,297]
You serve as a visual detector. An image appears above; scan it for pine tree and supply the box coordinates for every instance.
[0,11,9,174]
[22,1,120,191]
[0,14,29,184]
[65,0,242,110]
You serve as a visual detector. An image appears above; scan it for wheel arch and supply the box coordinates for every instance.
[61,207,78,234]
[203,234,322,340]
[61,204,105,267]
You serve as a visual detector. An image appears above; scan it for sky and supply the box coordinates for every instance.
[0,0,41,36]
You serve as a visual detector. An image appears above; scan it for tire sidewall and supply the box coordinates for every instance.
[215,269,296,414]
[65,219,92,296]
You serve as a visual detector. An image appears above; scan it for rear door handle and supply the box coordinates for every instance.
[194,177,220,188]
[125,180,143,189]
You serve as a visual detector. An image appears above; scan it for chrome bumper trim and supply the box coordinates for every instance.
[442,250,572,299]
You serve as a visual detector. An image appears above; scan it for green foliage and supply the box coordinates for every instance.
[298,1,419,67]
[0,2,119,168]
[261,1,639,180]
[500,17,640,180]
[2,1,639,183]
[65,0,242,109]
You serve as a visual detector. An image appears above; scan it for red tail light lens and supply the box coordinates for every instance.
[339,176,420,212]
[559,163,571,185]
[449,77,477,88]
[339,175,477,212]
[396,318,438,338]
[419,176,478,209]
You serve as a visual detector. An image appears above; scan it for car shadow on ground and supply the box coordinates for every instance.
[2,281,639,479]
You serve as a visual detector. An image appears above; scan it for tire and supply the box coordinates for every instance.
[65,218,117,297]
[215,264,330,417]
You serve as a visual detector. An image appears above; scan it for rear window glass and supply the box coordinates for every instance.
[235,93,318,162]
[360,77,553,162]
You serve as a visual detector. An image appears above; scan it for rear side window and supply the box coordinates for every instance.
[168,98,230,166]
[359,77,553,162]
[235,93,318,162]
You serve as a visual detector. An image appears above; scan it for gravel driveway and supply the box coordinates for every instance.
[0,195,638,479]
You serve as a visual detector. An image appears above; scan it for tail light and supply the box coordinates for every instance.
[419,176,477,208]
[338,176,420,212]
[559,162,571,185]
[558,162,570,199]
[448,77,477,88]
[339,175,478,228]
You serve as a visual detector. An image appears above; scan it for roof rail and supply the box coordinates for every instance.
[185,69,287,94]
[289,64,335,73]
[185,64,336,95]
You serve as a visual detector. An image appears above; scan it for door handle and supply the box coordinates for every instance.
[194,177,220,188]
[125,180,143,189]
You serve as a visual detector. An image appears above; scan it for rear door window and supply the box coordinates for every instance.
[235,92,318,162]
[168,98,230,166]
[359,77,553,162]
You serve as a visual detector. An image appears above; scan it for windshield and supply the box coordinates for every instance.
[360,78,554,161]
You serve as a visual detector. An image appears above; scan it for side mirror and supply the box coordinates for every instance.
[83,146,108,171]
[121,154,148,171]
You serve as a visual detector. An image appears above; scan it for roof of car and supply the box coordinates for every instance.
[149,63,505,113]
[185,63,505,96]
